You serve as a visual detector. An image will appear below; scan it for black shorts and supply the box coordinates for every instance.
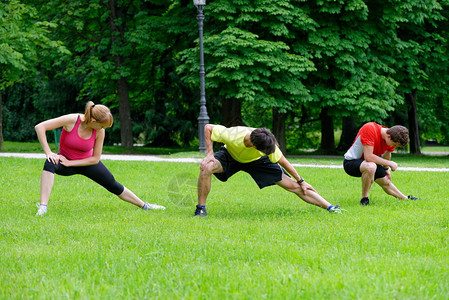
[213,146,286,189]
[343,159,387,180]
[43,160,125,195]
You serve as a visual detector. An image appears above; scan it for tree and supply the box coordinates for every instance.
[0,0,68,149]
[178,1,318,151]
[373,0,449,154]
[105,0,133,148]
[297,0,406,153]
[24,0,202,148]
[4,0,449,152]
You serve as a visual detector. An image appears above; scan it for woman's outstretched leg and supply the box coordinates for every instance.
[118,187,165,210]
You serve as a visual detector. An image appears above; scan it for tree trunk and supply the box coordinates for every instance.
[406,90,421,154]
[108,0,133,148]
[117,76,133,148]
[272,107,286,153]
[221,98,243,127]
[0,91,3,151]
[337,116,357,152]
[320,107,335,154]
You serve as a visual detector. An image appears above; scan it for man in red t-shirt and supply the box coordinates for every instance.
[343,122,419,205]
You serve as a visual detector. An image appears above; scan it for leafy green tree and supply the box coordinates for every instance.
[4,0,449,153]
[25,0,201,148]
[0,0,68,150]
[295,0,405,153]
[178,0,415,153]
[178,0,316,151]
[371,0,449,153]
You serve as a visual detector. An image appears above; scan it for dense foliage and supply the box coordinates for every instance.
[1,0,448,152]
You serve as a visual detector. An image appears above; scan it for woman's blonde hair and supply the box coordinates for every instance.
[83,101,113,127]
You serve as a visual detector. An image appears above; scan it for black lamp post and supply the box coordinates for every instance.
[193,0,210,153]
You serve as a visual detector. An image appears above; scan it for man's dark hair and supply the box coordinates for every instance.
[250,128,278,155]
[387,125,409,147]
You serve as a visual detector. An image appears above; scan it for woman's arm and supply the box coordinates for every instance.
[35,114,77,163]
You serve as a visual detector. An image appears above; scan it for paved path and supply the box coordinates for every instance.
[1,152,448,172]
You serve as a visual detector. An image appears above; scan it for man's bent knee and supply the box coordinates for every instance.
[201,160,223,175]
[361,162,377,175]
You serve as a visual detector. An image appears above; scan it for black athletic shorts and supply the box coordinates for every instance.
[43,160,125,195]
[213,146,286,189]
[343,159,387,180]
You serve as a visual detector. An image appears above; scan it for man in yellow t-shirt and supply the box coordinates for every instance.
[194,124,343,216]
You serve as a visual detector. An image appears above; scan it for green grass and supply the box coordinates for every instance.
[2,141,448,168]
[287,154,449,168]
[421,146,449,152]
[1,157,448,299]
[1,141,53,153]
[0,141,197,155]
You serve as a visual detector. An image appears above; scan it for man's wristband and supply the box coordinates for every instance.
[297,177,304,184]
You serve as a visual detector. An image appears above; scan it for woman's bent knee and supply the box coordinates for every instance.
[43,160,58,173]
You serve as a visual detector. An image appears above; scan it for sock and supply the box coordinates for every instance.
[327,205,334,211]
[142,203,149,209]
[39,204,47,211]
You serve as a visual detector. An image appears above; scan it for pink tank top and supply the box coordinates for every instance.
[59,115,97,160]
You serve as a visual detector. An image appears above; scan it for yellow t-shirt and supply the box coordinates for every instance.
[211,125,283,163]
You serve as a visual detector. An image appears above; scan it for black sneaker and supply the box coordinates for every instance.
[360,197,370,206]
[194,205,207,217]
[407,195,420,200]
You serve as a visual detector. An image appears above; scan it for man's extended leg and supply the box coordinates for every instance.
[375,177,407,199]
[276,174,332,209]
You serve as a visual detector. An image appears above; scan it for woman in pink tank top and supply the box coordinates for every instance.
[34,101,165,216]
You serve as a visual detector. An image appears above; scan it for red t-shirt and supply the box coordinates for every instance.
[344,122,395,160]
[59,115,96,160]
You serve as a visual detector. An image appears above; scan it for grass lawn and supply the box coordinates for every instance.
[0,141,198,156]
[2,141,448,168]
[0,156,448,299]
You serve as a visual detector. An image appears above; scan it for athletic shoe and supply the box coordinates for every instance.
[36,203,47,216]
[360,197,370,206]
[142,203,166,210]
[328,205,344,214]
[194,204,207,217]
[407,195,420,200]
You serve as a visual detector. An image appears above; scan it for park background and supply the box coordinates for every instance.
[1,0,449,153]
[1,0,449,299]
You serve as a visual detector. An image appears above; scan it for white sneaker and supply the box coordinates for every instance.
[142,203,166,210]
[36,204,47,216]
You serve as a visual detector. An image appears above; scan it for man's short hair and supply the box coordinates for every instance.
[387,125,409,147]
[250,128,278,155]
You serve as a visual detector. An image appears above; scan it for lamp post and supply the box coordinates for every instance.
[193,0,209,153]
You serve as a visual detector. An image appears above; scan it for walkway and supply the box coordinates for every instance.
[1,152,448,172]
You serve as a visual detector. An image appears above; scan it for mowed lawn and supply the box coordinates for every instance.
[0,157,448,299]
